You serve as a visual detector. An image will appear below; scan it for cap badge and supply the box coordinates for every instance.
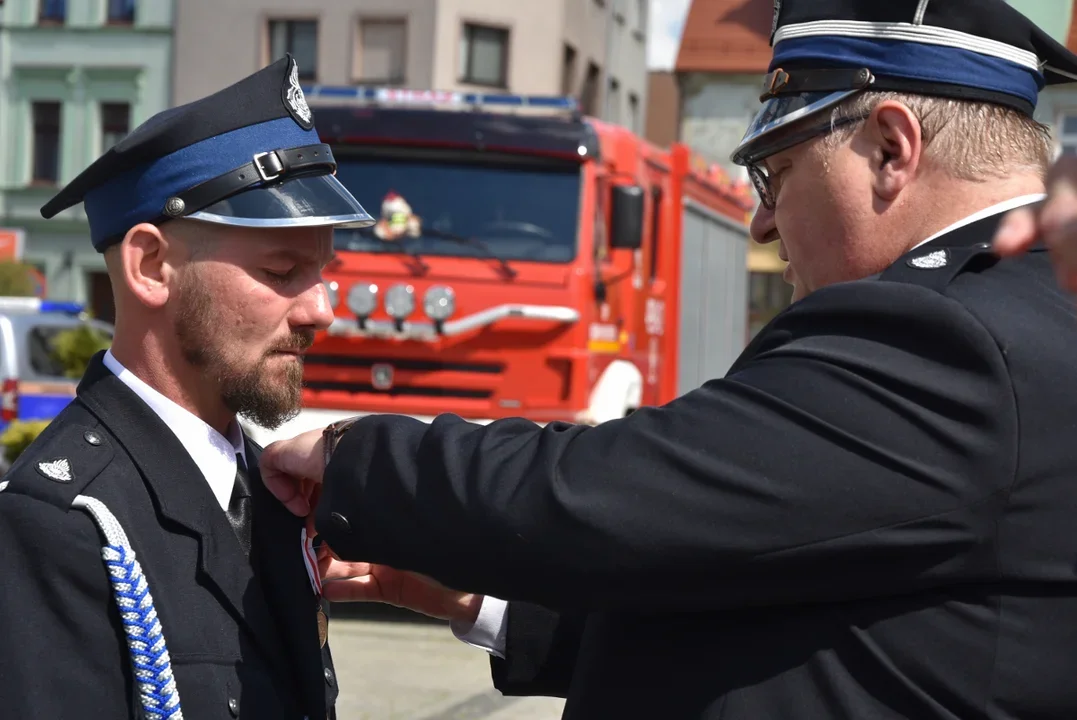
[37,458,73,483]
[283,57,313,130]
[908,249,949,270]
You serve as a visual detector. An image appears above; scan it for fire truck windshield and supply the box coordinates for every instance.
[331,153,582,263]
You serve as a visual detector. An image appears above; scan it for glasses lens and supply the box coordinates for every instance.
[748,165,773,209]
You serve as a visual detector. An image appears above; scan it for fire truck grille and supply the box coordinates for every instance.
[303,380,491,399]
[304,355,503,374]
[302,354,502,399]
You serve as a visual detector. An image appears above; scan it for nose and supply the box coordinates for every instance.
[291,278,336,333]
[750,204,778,245]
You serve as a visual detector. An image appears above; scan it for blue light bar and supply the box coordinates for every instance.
[0,297,85,314]
[300,85,579,113]
[41,301,85,314]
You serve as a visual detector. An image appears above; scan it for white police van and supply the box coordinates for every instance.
[0,297,114,469]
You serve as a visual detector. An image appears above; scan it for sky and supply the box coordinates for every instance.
[648,0,692,70]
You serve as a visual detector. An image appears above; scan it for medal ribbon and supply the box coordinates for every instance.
[301,526,323,596]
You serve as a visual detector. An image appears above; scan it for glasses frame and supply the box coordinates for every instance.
[746,110,872,210]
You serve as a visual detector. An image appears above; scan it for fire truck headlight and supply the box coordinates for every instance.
[324,280,340,309]
[423,285,456,322]
[385,284,416,319]
[347,282,379,317]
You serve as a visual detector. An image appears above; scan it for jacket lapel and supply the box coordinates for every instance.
[75,353,293,684]
[247,438,326,717]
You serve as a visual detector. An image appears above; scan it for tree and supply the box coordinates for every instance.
[0,262,38,297]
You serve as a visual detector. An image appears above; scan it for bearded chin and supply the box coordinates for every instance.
[172,278,306,430]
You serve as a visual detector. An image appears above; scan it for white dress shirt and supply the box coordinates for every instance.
[453,192,1048,659]
[102,349,246,512]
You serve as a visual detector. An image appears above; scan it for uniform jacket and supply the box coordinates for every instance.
[0,353,340,719]
[315,206,1077,719]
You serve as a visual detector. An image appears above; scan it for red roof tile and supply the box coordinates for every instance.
[674,0,774,74]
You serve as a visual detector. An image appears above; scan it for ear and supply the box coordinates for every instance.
[867,100,922,203]
[118,223,176,310]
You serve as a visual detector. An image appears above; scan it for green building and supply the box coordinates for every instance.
[0,0,172,320]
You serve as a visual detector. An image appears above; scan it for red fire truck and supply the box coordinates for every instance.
[242,87,756,445]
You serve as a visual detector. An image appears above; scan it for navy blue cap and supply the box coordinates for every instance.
[731,0,1077,166]
[41,55,375,251]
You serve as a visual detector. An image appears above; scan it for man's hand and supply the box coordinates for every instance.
[994,155,1077,292]
[259,428,326,517]
[319,554,484,626]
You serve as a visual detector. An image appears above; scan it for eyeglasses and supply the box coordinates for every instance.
[745,111,871,210]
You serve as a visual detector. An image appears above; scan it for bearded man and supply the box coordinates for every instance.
[0,55,373,719]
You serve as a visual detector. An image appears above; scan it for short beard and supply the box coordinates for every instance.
[172,272,313,430]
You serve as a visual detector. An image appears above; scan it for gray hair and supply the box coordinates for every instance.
[821,92,1054,181]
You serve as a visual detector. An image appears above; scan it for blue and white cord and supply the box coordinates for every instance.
[71,495,184,719]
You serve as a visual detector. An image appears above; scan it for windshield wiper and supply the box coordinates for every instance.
[423,229,517,278]
[376,235,430,273]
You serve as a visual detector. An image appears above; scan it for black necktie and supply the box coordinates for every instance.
[227,453,252,556]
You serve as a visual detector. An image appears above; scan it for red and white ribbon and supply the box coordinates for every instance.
[300,527,323,596]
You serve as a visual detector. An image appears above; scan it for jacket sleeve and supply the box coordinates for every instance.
[316,280,1018,613]
[490,602,588,698]
[0,492,134,717]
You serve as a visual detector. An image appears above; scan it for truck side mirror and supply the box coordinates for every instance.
[610,185,644,251]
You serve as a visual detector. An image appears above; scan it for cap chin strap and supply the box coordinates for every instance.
[760,67,875,102]
[160,143,337,221]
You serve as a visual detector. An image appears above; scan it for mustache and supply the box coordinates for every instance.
[269,330,316,354]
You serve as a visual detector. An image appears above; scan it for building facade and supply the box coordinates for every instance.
[172,0,649,134]
[673,0,1077,337]
[0,0,173,320]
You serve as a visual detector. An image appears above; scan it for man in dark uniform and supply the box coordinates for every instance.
[0,56,373,718]
[261,1,1077,718]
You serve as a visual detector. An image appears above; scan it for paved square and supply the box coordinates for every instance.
[329,616,566,720]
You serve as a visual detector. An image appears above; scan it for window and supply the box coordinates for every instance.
[459,23,508,87]
[628,92,640,133]
[269,20,318,80]
[332,151,583,264]
[606,77,621,124]
[649,186,662,281]
[106,0,134,24]
[31,101,61,184]
[580,62,600,116]
[101,102,130,152]
[39,0,65,23]
[357,18,406,84]
[1059,113,1077,157]
[26,323,113,380]
[561,44,576,96]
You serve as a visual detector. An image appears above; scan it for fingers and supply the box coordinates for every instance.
[993,206,1039,257]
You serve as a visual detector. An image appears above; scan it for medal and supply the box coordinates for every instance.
[317,607,328,648]
[302,528,328,648]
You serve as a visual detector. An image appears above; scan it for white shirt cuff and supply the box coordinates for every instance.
[451,596,508,659]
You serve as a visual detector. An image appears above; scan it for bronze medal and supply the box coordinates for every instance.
[317,607,328,648]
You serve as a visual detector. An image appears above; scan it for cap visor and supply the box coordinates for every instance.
[731,90,860,166]
[187,173,375,229]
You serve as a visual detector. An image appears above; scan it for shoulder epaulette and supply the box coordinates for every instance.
[878,242,999,292]
[0,422,114,510]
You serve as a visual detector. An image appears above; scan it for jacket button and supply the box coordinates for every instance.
[228,696,239,716]
[330,512,351,533]
[324,667,335,686]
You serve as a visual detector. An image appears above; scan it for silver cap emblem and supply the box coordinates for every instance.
[37,458,72,482]
[771,0,782,40]
[909,249,948,270]
[285,60,312,127]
